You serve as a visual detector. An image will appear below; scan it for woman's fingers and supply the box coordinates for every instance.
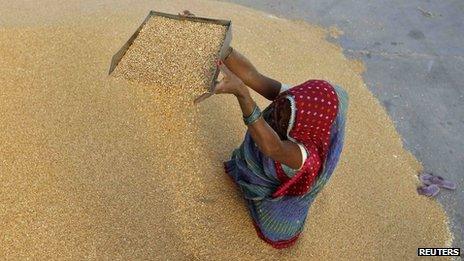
[179,10,195,17]
[214,77,232,94]
[215,60,231,93]
[214,80,226,94]
[213,60,245,96]
[216,60,233,77]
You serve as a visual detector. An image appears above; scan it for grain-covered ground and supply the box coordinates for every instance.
[0,0,452,260]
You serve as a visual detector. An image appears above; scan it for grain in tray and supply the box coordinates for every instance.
[113,16,227,99]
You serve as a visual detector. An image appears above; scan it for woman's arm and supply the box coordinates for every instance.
[223,48,282,101]
[215,61,302,169]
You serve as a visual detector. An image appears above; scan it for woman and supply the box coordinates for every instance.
[215,47,349,249]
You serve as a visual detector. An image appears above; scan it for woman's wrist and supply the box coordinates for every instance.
[234,84,249,99]
[234,85,256,119]
[243,103,262,125]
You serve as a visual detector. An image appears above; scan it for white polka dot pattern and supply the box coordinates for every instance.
[272,79,340,197]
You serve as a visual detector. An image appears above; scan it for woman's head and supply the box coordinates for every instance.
[269,97,291,140]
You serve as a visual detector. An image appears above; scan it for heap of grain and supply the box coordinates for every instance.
[113,16,227,100]
[0,0,453,260]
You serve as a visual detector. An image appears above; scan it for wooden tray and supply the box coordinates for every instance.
[108,10,233,103]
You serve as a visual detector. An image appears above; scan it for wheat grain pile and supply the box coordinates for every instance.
[113,16,227,99]
[0,0,452,260]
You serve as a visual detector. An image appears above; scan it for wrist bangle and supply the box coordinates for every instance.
[243,104,262,126]
[247,113,262,126]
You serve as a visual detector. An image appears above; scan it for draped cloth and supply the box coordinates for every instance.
[224,82,349,249]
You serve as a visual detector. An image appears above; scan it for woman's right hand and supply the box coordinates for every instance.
[214,60,248,98]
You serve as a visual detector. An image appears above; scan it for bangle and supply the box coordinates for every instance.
[243,104,262,126]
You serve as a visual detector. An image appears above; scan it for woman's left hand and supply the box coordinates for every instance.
[178,10,195,17]
[214,60,248,97]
